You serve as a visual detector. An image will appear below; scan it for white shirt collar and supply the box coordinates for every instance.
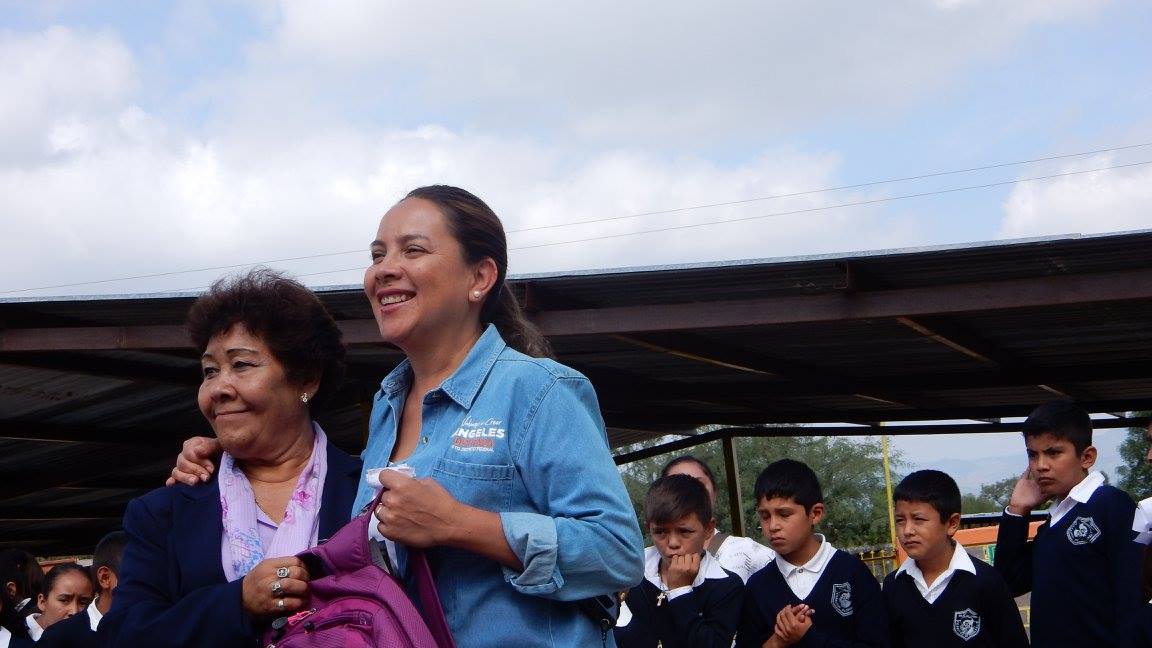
[1050,470,1105,525]
[897,539,976,580]
[0,625,12,648]
[643,545,728,590]
[775,533,835,578]
[87,596,104,632]
[1133,496,1152,545]
[1067,470,1105,504]
[26,613,44,641]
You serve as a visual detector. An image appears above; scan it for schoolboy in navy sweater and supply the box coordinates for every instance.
[994,399,1143,647]
[614,474,744,648]
[737,459,888,648]
[882,470,1026,647]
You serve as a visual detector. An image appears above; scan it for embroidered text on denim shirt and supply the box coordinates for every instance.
[451,416,506,453]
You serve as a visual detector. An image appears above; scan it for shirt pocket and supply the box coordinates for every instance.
[432,457,516,512]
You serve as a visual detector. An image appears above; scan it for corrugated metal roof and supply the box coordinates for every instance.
[2,230,1152,553]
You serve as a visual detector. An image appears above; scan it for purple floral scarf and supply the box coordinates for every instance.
[219,423,329,581]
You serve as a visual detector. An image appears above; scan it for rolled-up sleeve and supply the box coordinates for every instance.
[501,374,644,599]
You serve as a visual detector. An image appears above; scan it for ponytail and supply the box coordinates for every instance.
[404,185,554,358]
[486,282,552,358]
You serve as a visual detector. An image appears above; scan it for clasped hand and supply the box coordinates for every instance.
[373,468,463,548]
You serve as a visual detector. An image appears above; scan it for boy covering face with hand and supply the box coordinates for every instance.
[614,474,744,648]
[994,399,1142,647]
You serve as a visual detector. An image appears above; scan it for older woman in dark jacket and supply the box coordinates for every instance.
[100,270,362,648]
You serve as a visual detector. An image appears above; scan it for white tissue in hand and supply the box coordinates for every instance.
[365,464,415,565]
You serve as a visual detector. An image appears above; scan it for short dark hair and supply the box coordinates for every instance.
[91,531,127,577]
[645,474,713,526]
[894,470,961,521]
[187,268,346,407]
[754,459,824,512]
[1022,399,1093,454]
[39,563,93,598]
[660,455,718,492]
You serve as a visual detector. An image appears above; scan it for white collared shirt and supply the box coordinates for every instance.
[711,530,776,583]
[1048,471,1104,525]
[26,613,44,641]
[0,626,13,648]
[87,596,104,632]
[1132,496,1152,545]
[895,540,977,604]
[775,534,836,600]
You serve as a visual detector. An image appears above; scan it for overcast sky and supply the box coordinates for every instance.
[2,1,1149,489]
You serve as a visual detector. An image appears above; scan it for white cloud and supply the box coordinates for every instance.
[231,0,1105,146]
[998,154,1152,238]
[0,26,138,162]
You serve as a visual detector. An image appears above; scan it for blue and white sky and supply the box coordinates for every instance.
[2,1,1149,489]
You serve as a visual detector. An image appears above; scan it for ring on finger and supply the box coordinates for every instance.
[276,598,285,610]
[275,566,290,579]
[271,580,285,597]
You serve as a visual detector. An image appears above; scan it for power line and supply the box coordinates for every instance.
[506,159,1152,251]
[155,158,1152,293]
[3,142,1149,295]
[506,141,1152,233]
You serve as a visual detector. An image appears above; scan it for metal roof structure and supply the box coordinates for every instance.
[2,229,1151,553]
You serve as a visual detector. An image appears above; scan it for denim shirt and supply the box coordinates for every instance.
[353,324,645,647]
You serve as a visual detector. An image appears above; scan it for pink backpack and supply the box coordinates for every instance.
[263,501,455,648]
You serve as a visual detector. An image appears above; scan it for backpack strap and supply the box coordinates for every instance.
[409,549,456,648]
[707,531,729,556]
[306,488,457,648]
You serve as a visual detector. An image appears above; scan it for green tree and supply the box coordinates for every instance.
[618,430,901,549]
[960,475,1017,514]
[1116,413,1152,501]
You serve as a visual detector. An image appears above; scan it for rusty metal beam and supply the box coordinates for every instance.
[5,267,1152,351]
[611,417,1151,463]
[534,267,1152,336]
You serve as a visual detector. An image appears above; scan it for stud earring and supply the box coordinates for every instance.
[301,393,309,404]
[472,290,482,299]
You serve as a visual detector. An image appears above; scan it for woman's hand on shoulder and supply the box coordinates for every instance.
[240,557,310,618]
[165,436,222,486]
[374,469,463,548]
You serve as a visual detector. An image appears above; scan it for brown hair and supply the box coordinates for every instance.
[405,185,552,358]
[187,268,346,407]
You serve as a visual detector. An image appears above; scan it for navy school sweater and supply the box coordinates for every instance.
[737,550,890,648]
[994,483,1142,647]
[882,555,1027,648]
[613,569,744,648]
[35,609,96,648]
[1121,603,1152,648]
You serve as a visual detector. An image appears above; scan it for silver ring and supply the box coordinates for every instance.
[275,566,290,579]
[271,580,284,597]
[276,598,285,610]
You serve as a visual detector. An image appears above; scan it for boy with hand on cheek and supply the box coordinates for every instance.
[995,399,1142,647]
[737,460,888,648]
[883,471,1027,647]
[614,474,744,648]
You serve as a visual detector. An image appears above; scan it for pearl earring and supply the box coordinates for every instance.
[301,393,309,404]
[472,290,481,299]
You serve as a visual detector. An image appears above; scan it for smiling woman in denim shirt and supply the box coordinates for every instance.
[172,185,645,646]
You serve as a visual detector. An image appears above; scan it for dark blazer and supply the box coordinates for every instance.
[37,609,95,648]
[98,441,362,648]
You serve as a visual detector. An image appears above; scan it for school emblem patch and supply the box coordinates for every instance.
[1065,516,1102,545]
[830,582,853,617]
[952,609,981,641]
